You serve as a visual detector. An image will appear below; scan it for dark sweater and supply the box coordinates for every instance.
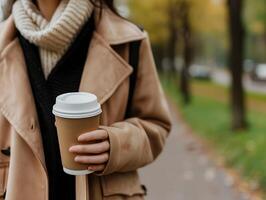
[18,16,95,200]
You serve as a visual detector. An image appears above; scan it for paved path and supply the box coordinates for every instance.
[139,100,251,200]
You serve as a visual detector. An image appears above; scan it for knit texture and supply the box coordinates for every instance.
[12,0,94,79]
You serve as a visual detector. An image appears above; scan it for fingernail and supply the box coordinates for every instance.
[74,157,79,162]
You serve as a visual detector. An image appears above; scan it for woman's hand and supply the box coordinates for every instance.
[69,129,110,172]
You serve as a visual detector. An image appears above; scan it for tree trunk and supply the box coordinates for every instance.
[227,0,248,130]
[168,24,177,71]
[180,1,192,105]
[167,0,178,71]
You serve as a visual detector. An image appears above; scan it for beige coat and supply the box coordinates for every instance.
[0,8,171,200]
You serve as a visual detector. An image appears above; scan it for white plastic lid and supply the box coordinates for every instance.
[52,92,102,119]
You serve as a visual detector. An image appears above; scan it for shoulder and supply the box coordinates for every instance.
[0,16,17,58]
[0,20,7,43]
[95,8,147,45]
[0,20,7,58]
[0,21,5,31]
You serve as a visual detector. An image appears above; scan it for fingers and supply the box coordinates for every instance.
[74,153,109,165]
[69,129,110,170]
[78,130,108,142]
[88,164,105,172]
[69,140,110,154]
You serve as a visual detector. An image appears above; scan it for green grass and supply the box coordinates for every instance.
[191,78,266,102]
[161,75,266,196]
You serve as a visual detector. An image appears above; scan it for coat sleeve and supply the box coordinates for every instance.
[98,33,172,175]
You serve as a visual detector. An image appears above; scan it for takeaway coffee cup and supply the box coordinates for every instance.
[52,92,102,176]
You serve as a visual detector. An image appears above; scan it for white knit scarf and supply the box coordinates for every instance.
[12,0,94,79]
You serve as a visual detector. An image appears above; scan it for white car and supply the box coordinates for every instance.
[189,64,212,80]
[251,64,266,81]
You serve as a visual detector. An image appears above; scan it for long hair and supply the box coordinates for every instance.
[90,0,120,17]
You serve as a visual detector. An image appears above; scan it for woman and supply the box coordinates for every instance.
[0,0,171,199]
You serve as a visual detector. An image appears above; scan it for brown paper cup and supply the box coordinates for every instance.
[53,92,102,175]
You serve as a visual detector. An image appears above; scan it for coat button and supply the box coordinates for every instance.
[1,147,10,156]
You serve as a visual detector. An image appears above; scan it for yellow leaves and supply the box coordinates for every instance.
[244,0,266,35]
[250,21,265,34]
[128,0,228,45]
[128,0,169,44]
[189,0,227,34]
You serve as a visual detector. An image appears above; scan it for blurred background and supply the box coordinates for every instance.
[115,0,265,199]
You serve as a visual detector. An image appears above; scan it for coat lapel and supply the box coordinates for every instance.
[0,39,46,169]
[0,33,134,175]
[0,8,145,178]
[79,32,133,104]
